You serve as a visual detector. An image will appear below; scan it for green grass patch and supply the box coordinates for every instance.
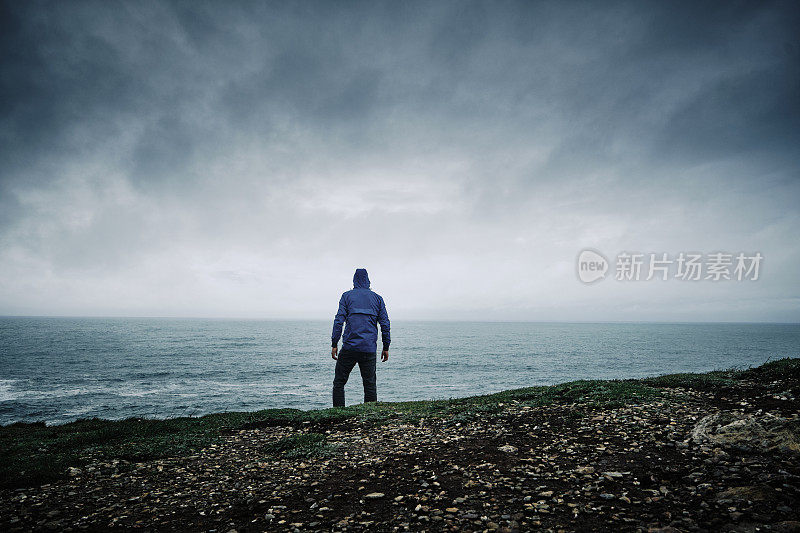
[524,379,660,408]
[643,357,800,390]
[0,416,228,489]
[643,370,739,390]
[739,357,800,382]
[262,432,337,459]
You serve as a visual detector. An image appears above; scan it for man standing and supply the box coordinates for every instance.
[331,268,390,407]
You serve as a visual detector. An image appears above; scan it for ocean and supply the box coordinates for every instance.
[1,318,798,426]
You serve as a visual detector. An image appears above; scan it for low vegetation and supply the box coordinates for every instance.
[1,357,796,489]
[262,432,338,459]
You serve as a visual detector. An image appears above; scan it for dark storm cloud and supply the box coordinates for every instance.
[0,0,798,319]
[657,64,800,162]
[3,1,797,181]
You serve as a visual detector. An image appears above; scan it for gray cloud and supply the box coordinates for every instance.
[1,0,798,321]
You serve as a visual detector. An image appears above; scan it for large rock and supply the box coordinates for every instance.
[691,412,800,453]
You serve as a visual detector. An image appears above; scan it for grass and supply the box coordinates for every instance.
[262,432,338,459]
[643,357,800,391]
[739,357,800,381]
[642,370,739,390]
[0,416,226,488]
[1,357,796,489]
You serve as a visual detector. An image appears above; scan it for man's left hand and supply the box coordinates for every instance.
[331,346,338,360]
[381,349,389,362]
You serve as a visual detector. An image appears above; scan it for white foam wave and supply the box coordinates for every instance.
[62,405,95,417]
[116,383,181,397]
[0,379,19,402]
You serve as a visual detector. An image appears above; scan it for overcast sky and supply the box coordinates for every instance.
[1,0,798,322]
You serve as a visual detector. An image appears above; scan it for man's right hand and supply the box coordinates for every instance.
[331,346,338,360]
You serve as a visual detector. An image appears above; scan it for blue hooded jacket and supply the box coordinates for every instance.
[331,268,390,353]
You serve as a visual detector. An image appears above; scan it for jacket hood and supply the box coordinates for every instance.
[353,268,370,289]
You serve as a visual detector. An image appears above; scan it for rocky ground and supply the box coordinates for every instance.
[1,363,799,532]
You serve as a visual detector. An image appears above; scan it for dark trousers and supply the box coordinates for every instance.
[333,349,377,407]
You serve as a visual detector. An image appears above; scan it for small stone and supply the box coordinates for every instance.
[364,492,385,499]
[498,444,518,454]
